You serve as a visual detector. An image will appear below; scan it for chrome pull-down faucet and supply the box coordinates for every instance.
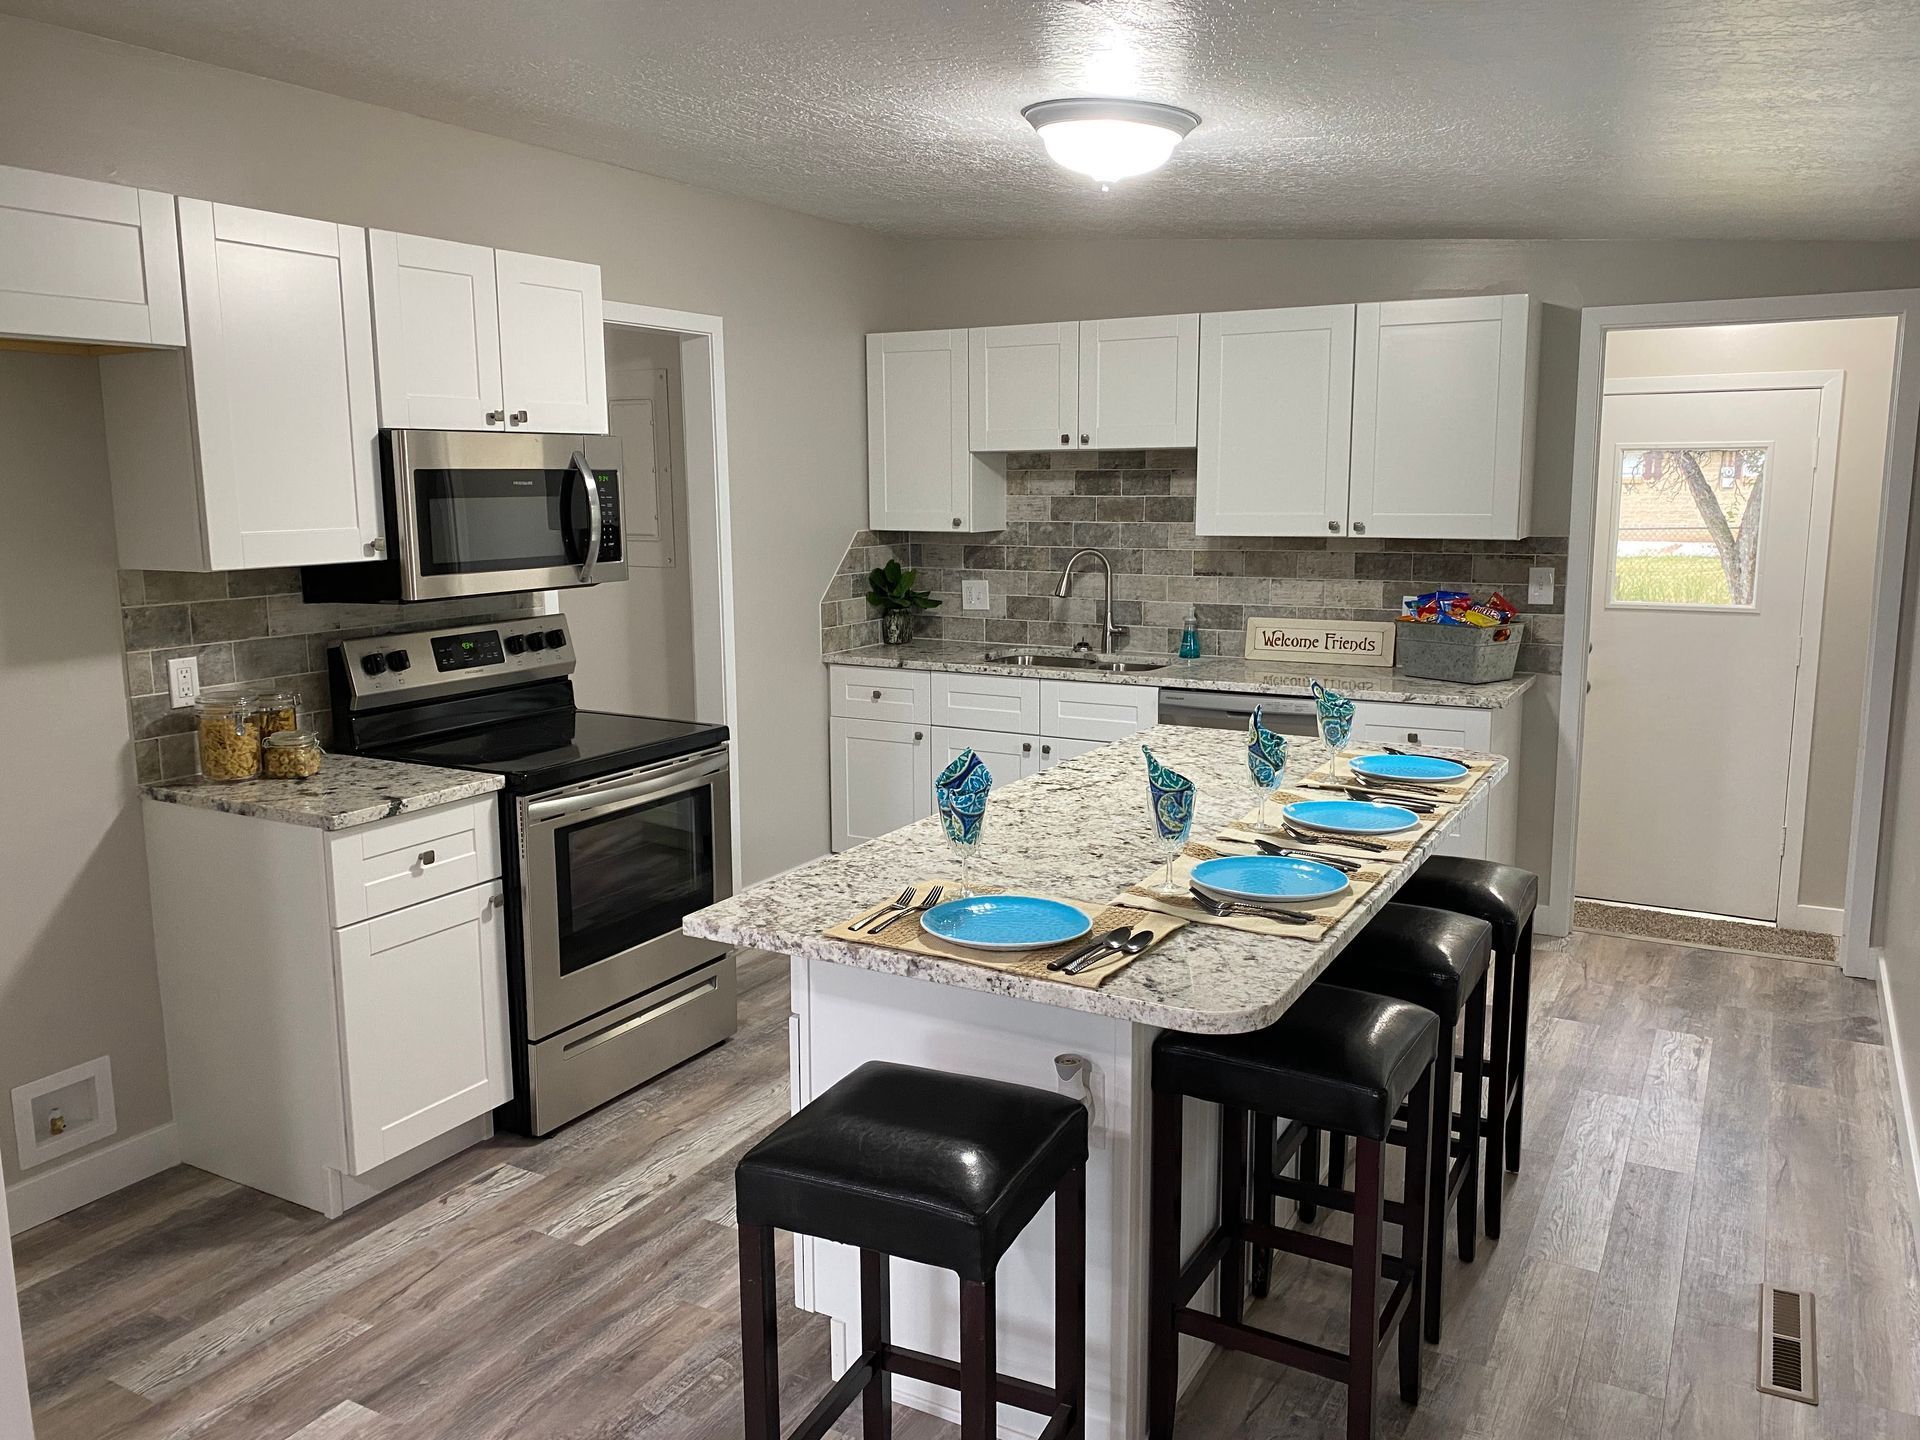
[1055,548,1128,657]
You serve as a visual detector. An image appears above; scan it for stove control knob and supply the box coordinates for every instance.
[360,652,388,676]
[526,631,548,652]
[544,629,566,649]
[385,650,413,672]
[504,633,527,655]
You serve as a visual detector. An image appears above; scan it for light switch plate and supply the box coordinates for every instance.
[1527,566,1556,606]
[961,579,989,612]
[167,655,200,708]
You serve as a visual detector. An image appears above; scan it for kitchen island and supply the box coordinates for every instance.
[684,724,1506,1438]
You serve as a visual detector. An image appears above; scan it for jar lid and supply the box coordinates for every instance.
[265,729,321,748]
[196,690,258,713]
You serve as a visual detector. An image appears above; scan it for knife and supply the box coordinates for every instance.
[1299,782,1438,812]
[1048,925,1127,972]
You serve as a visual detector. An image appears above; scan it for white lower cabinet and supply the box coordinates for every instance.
[933,724,1041,781]
[830,714,932,852]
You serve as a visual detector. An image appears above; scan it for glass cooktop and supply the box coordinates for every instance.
[371,710,729,793]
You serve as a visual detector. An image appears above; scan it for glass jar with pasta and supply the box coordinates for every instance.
[263,729,324,780]
[196,693,262,781]
[250,690,301,740]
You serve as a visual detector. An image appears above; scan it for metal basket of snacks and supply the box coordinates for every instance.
[1395,591,1525,684]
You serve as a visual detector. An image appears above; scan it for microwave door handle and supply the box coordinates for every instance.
[572,451,601,584]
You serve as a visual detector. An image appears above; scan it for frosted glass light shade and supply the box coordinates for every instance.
[1021,98,1200,184]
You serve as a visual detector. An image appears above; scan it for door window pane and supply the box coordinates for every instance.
[1609,445,1767,608]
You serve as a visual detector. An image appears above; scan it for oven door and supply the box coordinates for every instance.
[517,745,732,1043]
[390,429,627,600]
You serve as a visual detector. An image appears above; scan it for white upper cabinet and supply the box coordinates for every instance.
[495,248,607,434]
[370,236,606,434]
[1349,293,1538,540]
[1196,306,1355,537]
[1078,313,1199,449]
[868,329,1006,533]
[969,321,1080,451]
[100,199,382,571]
[368,231,504,430]
[0,164,184,347]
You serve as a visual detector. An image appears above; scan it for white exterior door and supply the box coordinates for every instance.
[335,880,511,1172]
[1576,384,1826,920]
[0,163,182,346]
[368,230,504,430]
[1197,305,1356,536]
[1349,294,1536,540]
[830,717,932,852]
[969,322,1079,451]
[178,199,381,568]
[496,249,608,434]
[868,329,971,530]
[1078,314,1199,448]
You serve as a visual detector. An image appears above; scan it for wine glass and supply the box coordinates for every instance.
[934,748,994,897]
[1246,704,1289,832]
[1141,746,1196,896]
[1312,680,1356,780]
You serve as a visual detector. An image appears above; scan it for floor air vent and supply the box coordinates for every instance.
[1758,1284,1818,1404]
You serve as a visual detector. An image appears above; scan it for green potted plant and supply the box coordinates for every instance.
[866,558,940,645]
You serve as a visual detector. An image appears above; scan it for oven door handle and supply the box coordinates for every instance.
[572,451,601,585]
[525,750,731,824]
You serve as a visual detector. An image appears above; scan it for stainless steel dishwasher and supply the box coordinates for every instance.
[1157,689,1321,734]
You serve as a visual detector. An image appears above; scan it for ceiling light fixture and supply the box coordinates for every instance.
[1021,97,1200,185]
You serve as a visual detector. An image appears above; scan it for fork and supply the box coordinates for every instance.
[869,884,945,936]
[1281,821,1390,854]
[1253,839,1362,873]
[848,885,918,934]
[1187,890,1317,924]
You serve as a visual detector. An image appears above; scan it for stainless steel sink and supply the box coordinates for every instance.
[983,650,1168,674]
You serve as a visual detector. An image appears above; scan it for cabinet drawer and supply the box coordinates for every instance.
[327,794,502,927]
[1349,700,1487,754]
[932,672,1039,733]
[830,665,930,723]
[1040,680,1159,742]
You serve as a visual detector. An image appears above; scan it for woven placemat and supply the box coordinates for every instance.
[1113,842,1383,939]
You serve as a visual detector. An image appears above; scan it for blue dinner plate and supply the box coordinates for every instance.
[1350,753,1469,784]
[919,895,1093,952]
[1280,799,1422,837]
[1190,855,1350,904]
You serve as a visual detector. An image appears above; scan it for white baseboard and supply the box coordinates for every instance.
[5,1122,179,1236]
[1878,954,1920,1228]
[1786,903,1845,936]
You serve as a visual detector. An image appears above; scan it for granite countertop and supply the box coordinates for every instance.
[142,754,503,831]
[684,723,1505,1034]
[824,640,1536,709]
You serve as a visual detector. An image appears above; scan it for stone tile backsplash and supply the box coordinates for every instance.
[119,567,537,784]
[820,450,1567,675]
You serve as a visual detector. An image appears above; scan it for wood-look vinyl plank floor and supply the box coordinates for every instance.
[14,933,1920,1440]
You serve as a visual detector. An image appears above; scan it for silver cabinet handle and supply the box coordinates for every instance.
[418,849,436,867]
[1327,519,1341,533]
[485,409,505,425]
[363,538,385,556]
[509,409,529,425]
[1352,521,1367,534]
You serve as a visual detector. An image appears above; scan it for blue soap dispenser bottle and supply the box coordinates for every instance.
[1179,607,1201,659]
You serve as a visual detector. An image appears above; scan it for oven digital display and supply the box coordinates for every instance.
[431,629,504,671]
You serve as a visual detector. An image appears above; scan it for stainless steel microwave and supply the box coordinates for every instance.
[303,429,626,603]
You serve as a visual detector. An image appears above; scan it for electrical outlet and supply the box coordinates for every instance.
[1527,566,1556,606]
[168,655,200,708]
[961,579,989,612]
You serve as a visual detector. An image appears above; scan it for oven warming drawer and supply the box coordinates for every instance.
[524,955,737,1135]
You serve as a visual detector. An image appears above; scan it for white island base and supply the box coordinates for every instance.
[790,955,1224,1440]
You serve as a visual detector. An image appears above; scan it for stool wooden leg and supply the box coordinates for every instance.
[1250,1112,1276,1297]
[1147,1087,1183,1440]
[1399,1066,1433,1406]
[1348,1135,1384,1440]
[1423,1016,1456,1346]
[1506,919,1534,1173]
[960,1275,997,1440]
[1483,940,1514,1239]
[1219,1104,1247,1326]
[738,1223,780,1440]
[1056,1165,1087,1439]
[1458,975,1487,1263]
[860,1248,892,1439]
[1298,1127,1322,1224]
[1328,1132,1348,1193]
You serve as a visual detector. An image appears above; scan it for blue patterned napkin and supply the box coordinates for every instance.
[1246,704,1289,790]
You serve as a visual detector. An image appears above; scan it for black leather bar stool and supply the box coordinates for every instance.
[735,1061,1088,1440]
[1148,985,1439,1440]
[1299,903,1493,1345]
[1394,858,1538,1239]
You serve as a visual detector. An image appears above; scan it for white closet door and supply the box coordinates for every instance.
[1079,313,1199,448]
[178,198,381,568]
[368,230,504,430]
[496,249,607,434]
[969,322,1079,451]
[1196,306,1355,536]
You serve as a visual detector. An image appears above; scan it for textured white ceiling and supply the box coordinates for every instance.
[7,0,1919,240]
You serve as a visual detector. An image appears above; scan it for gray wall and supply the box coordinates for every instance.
[1877,440,1920,1221]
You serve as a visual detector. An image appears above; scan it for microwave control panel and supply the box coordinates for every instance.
[336,616,575,703]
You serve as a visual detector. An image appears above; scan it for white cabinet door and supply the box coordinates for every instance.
[179,199,382,568]
[1039,735,1103,770]
[1040,680,1159,743]
[335,880,511,1174]
[830,716,932,852]
[867,330,1005,532]
[1196,306,1355,537]
[931,670,1040,734]
[496,248,607,434]
[969,322,1079,451]
[1349,294,1537,540]
[933,725,1041,781]
[829,665,931,725]
[368,230,504,431]
[1078,314,1199,449]
[0,164,183,346]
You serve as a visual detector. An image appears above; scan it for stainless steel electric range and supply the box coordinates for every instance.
[329,614,736,1136]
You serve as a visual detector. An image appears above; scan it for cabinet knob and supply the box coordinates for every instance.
[952,517,962,527]
[489,893,506,911]
[1079,433,1089,445]
[1060,433,1070,445]
[509,409,529,426]
[485,409,505,426]
[1041,744,1052,755]
[1352,521,1367,535]
[1406,733,1420,745]
[418,849,436,867]
[1022,742,1033,753]
[363,538,385,557]
[1327,519,1341,533]
[913,731,924,742]
[871,689,882,700]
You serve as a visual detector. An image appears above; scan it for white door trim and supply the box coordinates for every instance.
[600,299,742,886]
[1591,369,1845,928]
[1554,291,1920,982]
